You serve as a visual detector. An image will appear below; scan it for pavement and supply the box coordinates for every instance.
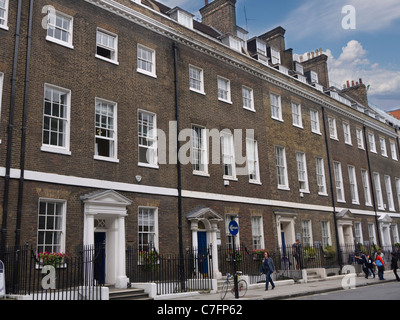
[158,270,399,300]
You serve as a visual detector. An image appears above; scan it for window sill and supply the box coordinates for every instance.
[46,36,74,50]
[95,54,119,65]
[138,162,159,169]
[193,171,210,177]
[190,88,206,95]
[137,69,157,79]
[218,98,232,104]
[41,145,71,156]
[94,155,120,163]
[278,186,290,191]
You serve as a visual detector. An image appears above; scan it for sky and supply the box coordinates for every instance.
[161,0,400,112]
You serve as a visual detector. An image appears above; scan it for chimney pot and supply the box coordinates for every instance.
[359,78,363,84]
[346,80,350,88]
[352,80,355,86]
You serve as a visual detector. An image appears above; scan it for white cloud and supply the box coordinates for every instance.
[323,40,400,109]
[279,0,400,40]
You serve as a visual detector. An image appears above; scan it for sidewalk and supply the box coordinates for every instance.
[159,271,399,300]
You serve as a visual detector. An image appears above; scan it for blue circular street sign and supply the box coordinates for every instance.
[228,220,239,236]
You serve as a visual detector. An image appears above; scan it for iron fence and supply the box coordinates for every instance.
[0,244,104,300]
[126,245,213,295]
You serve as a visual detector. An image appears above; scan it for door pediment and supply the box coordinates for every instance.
[81,190,132,216]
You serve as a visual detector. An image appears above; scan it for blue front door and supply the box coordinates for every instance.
[197,231,208,274]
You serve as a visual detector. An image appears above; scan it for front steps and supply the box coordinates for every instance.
[108,287,153,300]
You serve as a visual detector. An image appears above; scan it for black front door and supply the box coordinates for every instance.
[94,232,106,284]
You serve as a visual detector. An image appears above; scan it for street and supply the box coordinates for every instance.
[288,282,400,300]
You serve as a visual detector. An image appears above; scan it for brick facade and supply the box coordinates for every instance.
[1,0,400,283]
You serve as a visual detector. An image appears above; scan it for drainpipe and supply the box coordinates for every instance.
[362,125,381,248]
[1,0,23,253]
[172,42,185,290]
[321,107,342,271]
[15,0,34,249]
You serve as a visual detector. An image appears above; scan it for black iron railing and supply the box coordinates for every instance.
[0,244,104,300]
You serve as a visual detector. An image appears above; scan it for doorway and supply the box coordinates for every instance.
[94,232,106,285]
[197,231,208,274]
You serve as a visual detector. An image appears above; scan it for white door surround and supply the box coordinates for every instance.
[186,207,223,279]
[81,190,132,288]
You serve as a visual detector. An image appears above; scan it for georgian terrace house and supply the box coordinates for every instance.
[0,0,399,289]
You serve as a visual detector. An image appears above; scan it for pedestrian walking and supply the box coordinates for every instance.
[260,251,276,291]
[365,253,375,278]
[390,252,400,281]
[355,252,369,279]
[375,252,385,280]
[292,239,302,270]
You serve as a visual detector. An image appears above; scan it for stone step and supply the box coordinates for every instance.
[109,288,153,300]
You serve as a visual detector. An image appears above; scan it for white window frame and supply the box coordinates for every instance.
[390,140,398,161]
[46,9,74,49]
[94,98,118,162]
[315,157,327,196]
[242,86,254,111]
[373,172,384,210]
[189,65,204,94]
[0,72,3,127]
[292,102,303,128]
[354,222,363,245]
[246,138,261,184]
[96,28,118,64]
[217,76,231,103]
[275,146,289,190]
[391,224,399,245]
[0,0,9,30]
[192,125,208,175]
[368,223,377,245]
[343,122,352,145]
[138,206,159,253]
[361,169,372,206]
[41,84,71,155]
[368,132,377,153]
[296,151,309,193]
[356,128,364,149]
[348,165,359,204]
[251,216,264,250]
[384,175,395,211]
[328,117,337,140]
[137,44,156,78]
[270,93,282,121]
[379,137,388,157]
[396,178,400,209]
[221,131,237,180]
[270,47,281,65]
[333,161,345,202]
[301,220,312,247]
[138,110,158,168]
[321,221,332,247]
[37,198,67,254]
[310,110,321,134]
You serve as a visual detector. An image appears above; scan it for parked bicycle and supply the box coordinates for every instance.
[220,271,248,300]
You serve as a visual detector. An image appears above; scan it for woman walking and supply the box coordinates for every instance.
[261,251,276,291]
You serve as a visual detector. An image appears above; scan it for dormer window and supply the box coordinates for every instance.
[221,35,241,52]
[294,61,304,75]
[236,27,248,51]
[256,39,267,56]
[168,7,194,29]
[310,71,318,83]
[268,47,281,65]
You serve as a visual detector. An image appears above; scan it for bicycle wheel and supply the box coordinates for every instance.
[220,281,230,300]
[234,279,247,298]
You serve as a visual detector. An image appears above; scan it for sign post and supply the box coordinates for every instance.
[228,220,239,299]
[0,260,5,299]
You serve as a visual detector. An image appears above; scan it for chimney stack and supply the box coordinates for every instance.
[200,0,237,35]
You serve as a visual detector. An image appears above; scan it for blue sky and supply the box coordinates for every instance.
[162,0,400,111]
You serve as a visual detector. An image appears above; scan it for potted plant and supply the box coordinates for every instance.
[139,250,159,270]
[38,252,70,267]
